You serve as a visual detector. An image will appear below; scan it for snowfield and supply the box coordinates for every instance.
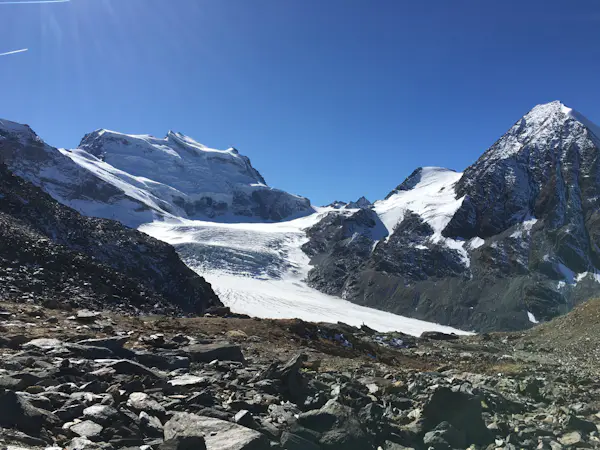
[140,213,471,336]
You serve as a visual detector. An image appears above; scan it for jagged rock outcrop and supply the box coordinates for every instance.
[0,163,221,314]
[325,196,372,210]
[302,209,386,295]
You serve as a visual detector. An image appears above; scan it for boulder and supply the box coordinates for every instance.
[139,411,164,437]
[280,431,320,450]
[133,350,190,371]
[564,415,597,434]
[559,431,586,447]
[82,405,120,425]
[419,332,459,341]
[69,420,104,440]
[423,421,465,450]
[107,360,165,379]
[261,354,308,402]
[126,392,166,417]
[164,412,269,450]
[159,436,207,450]
[422,387,492,446]
[65,437,113,450]
[182,343,245,364]
[77,337,128,351]
[22,338,64,351]
[298,400,370,450]
[0,390,59,435]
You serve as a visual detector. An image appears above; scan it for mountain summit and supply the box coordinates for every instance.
[446,101,600,239]
[303,101,600,331]
[0,122,313,227]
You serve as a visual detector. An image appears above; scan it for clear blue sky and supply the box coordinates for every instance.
[1,0,599,205]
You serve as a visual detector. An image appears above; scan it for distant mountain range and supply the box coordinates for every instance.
[2,100,600,331]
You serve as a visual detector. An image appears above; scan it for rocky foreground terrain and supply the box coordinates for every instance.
[0,299,599,450]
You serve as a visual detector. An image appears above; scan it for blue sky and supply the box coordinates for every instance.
[1,0,599,205]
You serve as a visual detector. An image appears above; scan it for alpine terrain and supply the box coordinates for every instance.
[2,100,600,332]
[2,102,600,450]
[0,117,463,336]
[301,101,600,331]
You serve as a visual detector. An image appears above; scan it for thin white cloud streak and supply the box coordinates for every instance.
[0,0,70,4]
[0,48,29,57]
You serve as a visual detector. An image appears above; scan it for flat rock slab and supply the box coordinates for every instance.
[168,374,208,387]
[77,337,128,351]
[22,338,64,350]
[127,392,166,417]
[107,359,166,379]
[82,405,119,425]
[165,412,269,450]
[69,420,103,439]
[183,343,245,364]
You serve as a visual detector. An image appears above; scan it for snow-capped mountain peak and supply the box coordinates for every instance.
[78,128,268,186]
[480,100,600,162]
[1,121,313,227]
[347,196,372,209]
[444,100,600,239]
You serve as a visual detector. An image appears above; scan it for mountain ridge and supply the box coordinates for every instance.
[303,101,600,331]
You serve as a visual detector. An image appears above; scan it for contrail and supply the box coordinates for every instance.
[0,0,70,4]
[0,48,29,57]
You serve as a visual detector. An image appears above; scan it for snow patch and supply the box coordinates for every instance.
[510,217,538,238]
[527,311,539,324]
[468,237,485,249]
[59,130,313,224]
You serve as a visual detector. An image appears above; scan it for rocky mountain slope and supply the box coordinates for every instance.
[0,162,220,314]
[303,102,600,332]
[0,298,598,450]
[0,120,313,228]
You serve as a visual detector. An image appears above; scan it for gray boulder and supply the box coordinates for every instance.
[164,412,270,450]
[422,387,492,446]
[183,343,245,364]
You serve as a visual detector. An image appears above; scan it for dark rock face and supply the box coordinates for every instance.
[446,101,600,240]
[0,163,221,314]
[422,387,492,445]
[303,102,600,332]
[302,209,387,296]
[325,197,372,210]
